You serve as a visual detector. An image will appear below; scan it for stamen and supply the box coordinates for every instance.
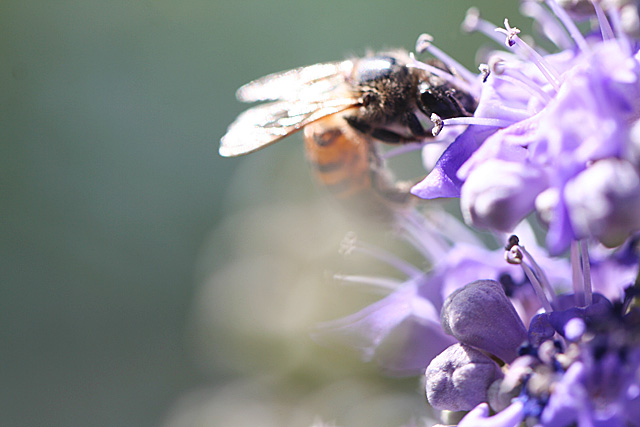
[520,0,574,50]
[462,7,509,46]
[505,234,520,251]
[495,73,551,106]
[432,115,515,136]
[545,0,591,53]
[479,63,490,82]
[398,210,451,262]
[505,244,554,312]
[518,244,558,305]
[425,209,485,247]
[591,0,615,41]
[333,273,403,293]
[339,231,358,255]
[571,241,586,306]
[408,53,478,98]
[491,59,553,105]
[430,113,443,136]
[415,33,479,86]
[495,20,522,47]
[496,19,563,91]
[606,5,633,56]
[579,240,593,306]
[340,233,424,278]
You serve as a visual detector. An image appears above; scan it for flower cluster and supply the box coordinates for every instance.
[412,0,640,255]
[428,238,640,427]
[311,1,640,426]
[313,212,571,376]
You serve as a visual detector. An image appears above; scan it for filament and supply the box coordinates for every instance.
[345,239,424,278]
[519,245,558,305]
[462,7,510,46]
[408,53,478,98]
[571,241,586,306]
[522,261,554,312]
[333,274,403,294]
[520,0,574,50]
[545,0,591,53]
[415,33,479,87]
[497,20,563,92]
[606,5,633,56]
[591,0,615,41]
[579,240,593,306]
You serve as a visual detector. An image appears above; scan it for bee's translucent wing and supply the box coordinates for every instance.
[236,60,354,103]
[220,97,359,157]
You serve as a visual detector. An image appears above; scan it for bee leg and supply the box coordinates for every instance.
[420,87,458,119]
[343,115,371,134]
[368,162,413,204]
[370,128,415,144]
[444,89,476,117]
[405,112,429,138]
[345,115,414,144]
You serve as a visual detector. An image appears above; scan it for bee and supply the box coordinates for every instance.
[220,50,476,215]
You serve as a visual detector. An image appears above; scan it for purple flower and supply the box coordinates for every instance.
[312,276,457,376]
[457,401,525,427]
[440,280,527,363]
[312,213,569,376]
[426,232,640,427]
[425,343,504,411]
[590,236,640,300]
[411,1,640,254]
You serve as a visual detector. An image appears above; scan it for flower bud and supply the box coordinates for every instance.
[426,343,503,411]
[441,280,527,362]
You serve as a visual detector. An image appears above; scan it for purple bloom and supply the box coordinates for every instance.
[440,280,527,363]
[312,277,457,376]
[457,401,525,427]
[426,232,640,427]
[425,343,503,411]
[590,236,640,300]
[411,1,640,254]
[313,213,569,376]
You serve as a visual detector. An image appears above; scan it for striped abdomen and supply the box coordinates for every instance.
[303,113,412,217]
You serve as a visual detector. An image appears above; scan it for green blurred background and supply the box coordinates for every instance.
[1,1,518,426]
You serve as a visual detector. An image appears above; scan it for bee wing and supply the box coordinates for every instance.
[236,60,354,103]
[220,97,359,157]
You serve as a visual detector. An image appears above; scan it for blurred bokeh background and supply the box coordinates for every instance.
[2,1,518,426]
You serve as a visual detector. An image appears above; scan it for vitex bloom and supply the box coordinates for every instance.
[312,212,570,376]
[410,0,640,254]
[425,233,640,427]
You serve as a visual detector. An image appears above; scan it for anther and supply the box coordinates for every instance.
[430,113,443,136]
[339,231,358,256]
[505,237,554,312]
[462,7,508,45]
[506,234,521,250]
[479,63,490,82]
[496,19,522,47]
[415,33,433,54]
[496,18,562,91]
[462,7,481,33]
[505,246,524,265]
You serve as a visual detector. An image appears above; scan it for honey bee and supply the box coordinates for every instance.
[220,50,476,215]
